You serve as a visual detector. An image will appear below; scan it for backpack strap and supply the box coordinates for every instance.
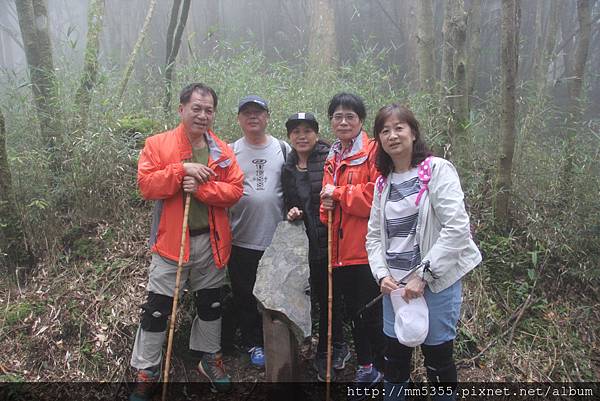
[278,139,288,163]
[415,156,433,206]
[375,175,387,199]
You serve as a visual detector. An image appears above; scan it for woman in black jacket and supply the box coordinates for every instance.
[281,112,348,381]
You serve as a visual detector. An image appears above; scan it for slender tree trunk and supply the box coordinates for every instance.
[75,0,105,132]
[15,0,62,169]
[163,0,191,115]
[466,0,481,100]
[440,0,456,156]
[495,0,520,231]
[441,0,469,157]
[116,0,158,104]
[531,0,544,82]
[165,0,182,73]
[453,0,469,144]
[416,0,435,92]
[534,0,559,94]
[561,0,593,197]
[0,110,34,277]
[308,0,337,70]
[441,0,456,91]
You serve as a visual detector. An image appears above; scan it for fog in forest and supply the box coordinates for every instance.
[1,0,599,116]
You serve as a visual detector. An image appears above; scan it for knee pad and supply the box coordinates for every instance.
[140,292,173,332]
[384,336,413,382]
[422,341,457,383]
[195,287,222,321]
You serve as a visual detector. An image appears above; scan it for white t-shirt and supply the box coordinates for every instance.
[229,135,291,250]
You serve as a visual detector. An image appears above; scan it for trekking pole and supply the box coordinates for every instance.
[355,260,431,319]
[162,193,191,401]
[326,209,333,401]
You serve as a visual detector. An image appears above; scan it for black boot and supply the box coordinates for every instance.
[422,341,457,401]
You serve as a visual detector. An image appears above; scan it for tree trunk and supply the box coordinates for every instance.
[416,0,435,92]
[441,0,468,158]
[15,0,62,169]
[441,0,456,91]
[530,0,544,82]
[116,0,158,104]
[0,110,34,277]
[440,0,459,156]
[466,0,481,100]
[495,0,520,231]
[163,0,191,115]
[453,0,469,146]
[75,0,105,132]
[166,0,183,67]
[308,0,337,70]
[561,0,593,197]
[534,0,559,94]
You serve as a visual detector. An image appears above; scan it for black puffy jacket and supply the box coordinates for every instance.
[281,140,330,262]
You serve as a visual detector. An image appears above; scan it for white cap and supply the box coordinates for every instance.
[390,288,429,347]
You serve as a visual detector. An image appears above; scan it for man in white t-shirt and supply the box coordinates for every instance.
[228,95,291,368]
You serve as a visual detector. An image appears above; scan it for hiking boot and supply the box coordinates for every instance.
[332,343,351,370]
[354,364,383,385]
[198,352,232,393]
[313,356,335,382]
[129,368,159,401]
[248,346,265,368]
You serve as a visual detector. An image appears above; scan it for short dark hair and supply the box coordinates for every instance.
[373,104,432,176]
[179,83,218,109]
[327,92,367,121]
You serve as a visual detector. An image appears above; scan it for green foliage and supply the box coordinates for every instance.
[2,301,42,326]
[116,114,161,135]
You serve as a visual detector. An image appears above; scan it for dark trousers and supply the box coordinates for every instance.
[228,245,264,348]
[310,258,344,355]
[335,264,385,367]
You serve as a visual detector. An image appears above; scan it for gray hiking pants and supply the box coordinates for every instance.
[130,233,226,370]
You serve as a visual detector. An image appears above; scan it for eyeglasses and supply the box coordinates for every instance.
[331,113,359,123]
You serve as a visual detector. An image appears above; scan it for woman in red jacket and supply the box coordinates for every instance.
[320,92,384,386]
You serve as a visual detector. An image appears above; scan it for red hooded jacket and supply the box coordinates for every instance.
[138,124,244,267]
[320,131,379,267]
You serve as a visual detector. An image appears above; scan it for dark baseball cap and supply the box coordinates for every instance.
[238,95,269,113]
[285,112,319,135]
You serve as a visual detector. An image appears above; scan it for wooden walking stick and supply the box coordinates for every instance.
[326,209,333,401]
[162,193,191,401]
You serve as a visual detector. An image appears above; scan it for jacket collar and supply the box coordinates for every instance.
[174,123,230,166]
[327,131,370,166]
[288,139,330,164]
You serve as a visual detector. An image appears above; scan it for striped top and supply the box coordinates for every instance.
[384,168,421,279]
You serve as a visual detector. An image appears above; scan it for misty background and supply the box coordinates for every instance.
[0,0,599,384]
[1,0,599,116]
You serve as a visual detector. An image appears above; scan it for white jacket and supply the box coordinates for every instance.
[366,157,481,293]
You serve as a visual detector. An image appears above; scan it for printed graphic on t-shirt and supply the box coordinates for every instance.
[252,158,267,190]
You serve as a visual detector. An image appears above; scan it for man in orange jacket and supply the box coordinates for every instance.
[130,83,243,399]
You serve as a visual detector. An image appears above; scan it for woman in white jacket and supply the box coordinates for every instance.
[365,104,481,401]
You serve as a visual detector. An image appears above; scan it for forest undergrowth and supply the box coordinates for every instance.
[1,44,598,383]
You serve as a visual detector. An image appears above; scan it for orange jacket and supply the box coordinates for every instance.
[138,124,244,268]
[320,131,379,267]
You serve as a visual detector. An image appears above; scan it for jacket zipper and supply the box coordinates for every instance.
[210,206,222,266]
[335,164,347,265]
